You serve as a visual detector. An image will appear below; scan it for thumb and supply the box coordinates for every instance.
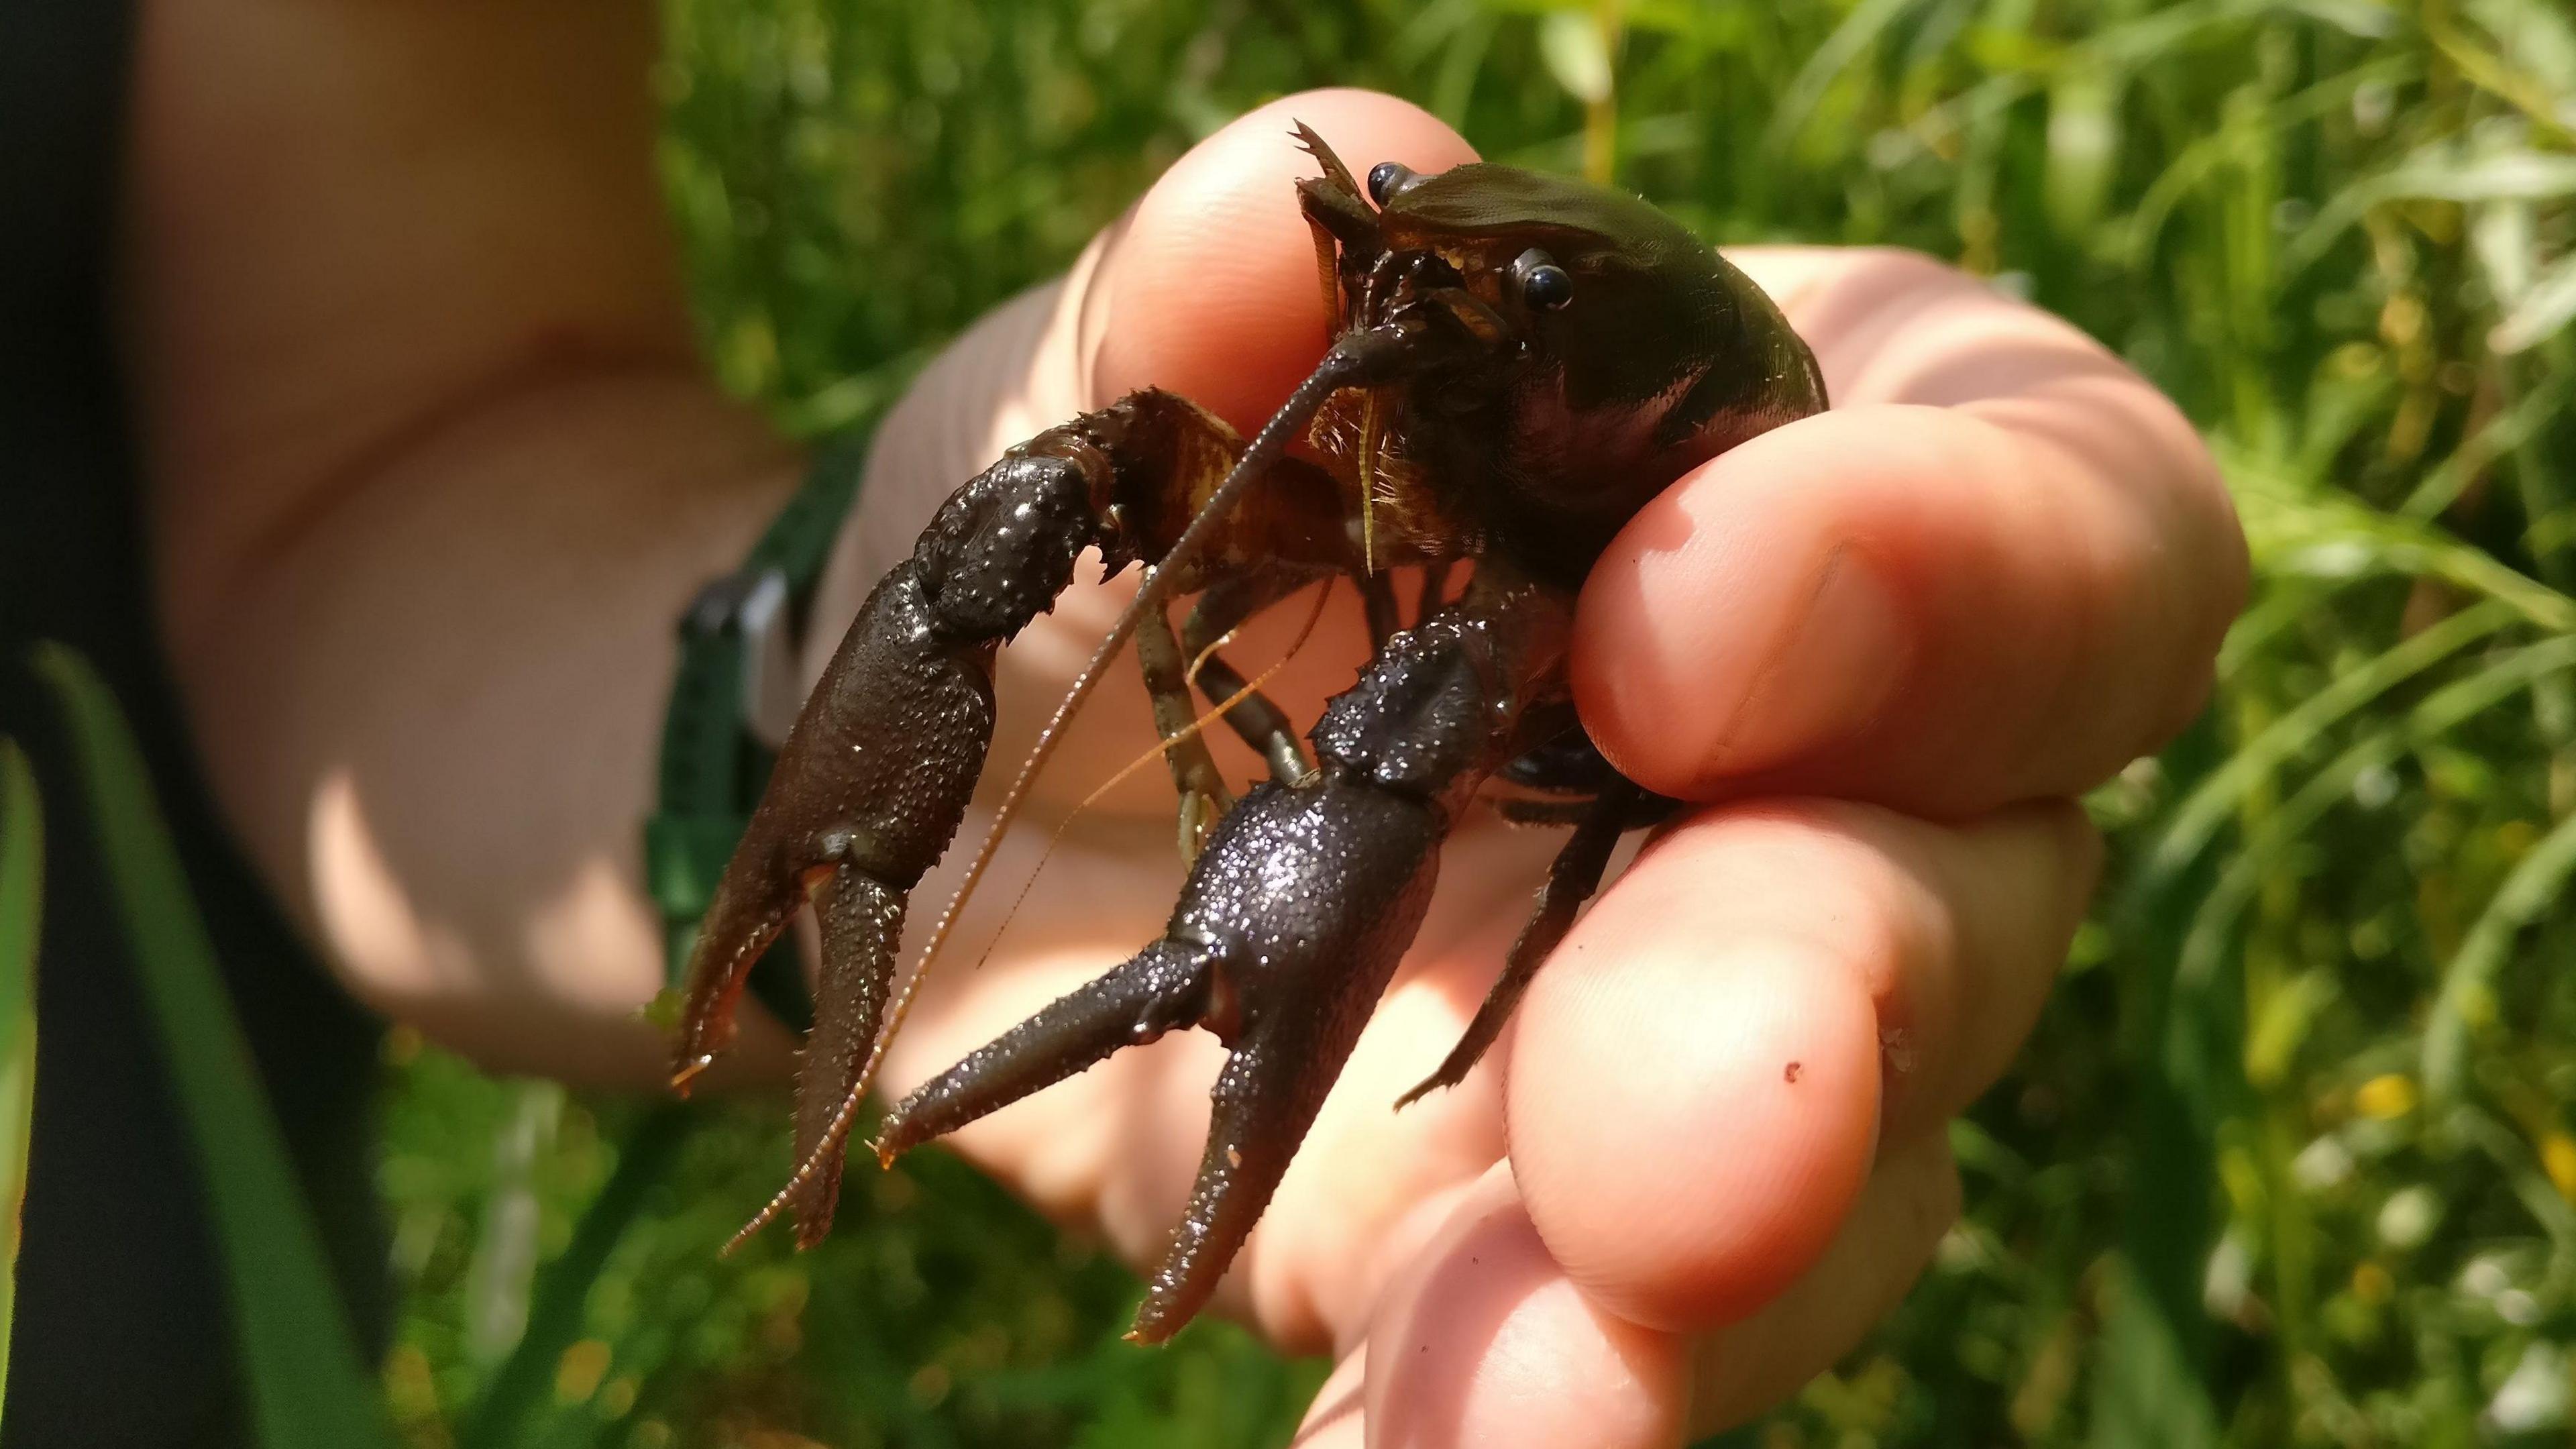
[837,87,1474,609]
[1065,87,1479,431]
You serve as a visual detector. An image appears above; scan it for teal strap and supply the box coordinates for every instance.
[645,428,875,1035]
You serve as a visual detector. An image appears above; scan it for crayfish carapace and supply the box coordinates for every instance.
[667,125,1828,1342]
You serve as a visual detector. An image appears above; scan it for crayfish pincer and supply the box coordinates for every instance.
[668,125,1827,1341]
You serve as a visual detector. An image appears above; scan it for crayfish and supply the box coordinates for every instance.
[667,126,1827,1343]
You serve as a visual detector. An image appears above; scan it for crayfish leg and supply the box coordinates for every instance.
[1132,604,1234,863]
[1395,778,1637,1110]
[1181,568,1324,788]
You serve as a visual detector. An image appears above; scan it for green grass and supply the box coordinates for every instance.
[0,740,42,1426]
[362,0,2576,1444]
[34,646,395,1449]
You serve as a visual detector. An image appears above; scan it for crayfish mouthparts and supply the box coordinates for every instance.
[667,123,1825,1342]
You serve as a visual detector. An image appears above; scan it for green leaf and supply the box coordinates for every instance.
[2123,58,2419,270]
[457,1103,697,1449]
[1765,0,1921,151]
[29,645,392,1449]
[2292,149,2576,272]
[2491,251,2576,354]
[1538,10,1614,105]
[2092,1254,2221,1449]
[0,740,42,1423]
[2466,0,2576,93]
[2226,446,2576,625]
[2176,636,2576,993]
[2045,65,2121,239]
[2146,598,2522,886]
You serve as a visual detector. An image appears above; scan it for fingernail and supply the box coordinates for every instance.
[1705,545,1910,774]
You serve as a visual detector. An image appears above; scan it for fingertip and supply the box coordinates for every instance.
[1087,89,1477,431]
[1366,1167,1688,1449]
[1507,823,1885,1334]
[1685,1129,1963,1434]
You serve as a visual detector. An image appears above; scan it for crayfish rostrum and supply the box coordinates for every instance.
[668,125,1827,1342]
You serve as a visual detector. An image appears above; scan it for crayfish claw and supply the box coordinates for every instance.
[876,941,1218,1165]
[669,834,812,1094]
[1132,1016,1342,1343]
[787,862,907,1244]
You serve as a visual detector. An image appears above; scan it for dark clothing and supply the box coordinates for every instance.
[1,3,390,1443]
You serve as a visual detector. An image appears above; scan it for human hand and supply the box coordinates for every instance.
[805,88,2245,1445]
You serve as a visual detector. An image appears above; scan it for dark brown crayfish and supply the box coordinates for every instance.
[667,127,1827,1342]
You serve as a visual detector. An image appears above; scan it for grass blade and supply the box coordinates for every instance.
[2424,806,2576,1101]
[2176,636,2576,985]
[29,644,392,1449]
[2145,598,2520,884]
[1764,0,1921,152]
[2098,722,2233,1449]
[2490,250,2576,354]
[0,741,42,1422]
[2291,149,2576,273]
[458,1103,698,1449]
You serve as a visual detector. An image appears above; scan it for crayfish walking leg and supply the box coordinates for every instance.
[876,568,1576,1341]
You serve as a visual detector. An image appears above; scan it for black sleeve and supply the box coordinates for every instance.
[0,3,392,1443]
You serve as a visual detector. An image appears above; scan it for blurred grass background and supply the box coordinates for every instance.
[345,0,2576,1444]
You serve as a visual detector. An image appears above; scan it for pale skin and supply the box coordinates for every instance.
[131,0,2245,1441]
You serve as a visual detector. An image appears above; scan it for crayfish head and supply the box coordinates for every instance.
[1290,126,1829,584]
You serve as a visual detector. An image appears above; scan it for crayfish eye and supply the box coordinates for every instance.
[1366,160,1421,207]
[1511,249,1574,311]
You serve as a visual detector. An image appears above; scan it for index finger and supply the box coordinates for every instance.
[1573,250,2246,816]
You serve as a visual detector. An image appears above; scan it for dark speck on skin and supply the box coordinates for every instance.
[1784,1061,1802,1083]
